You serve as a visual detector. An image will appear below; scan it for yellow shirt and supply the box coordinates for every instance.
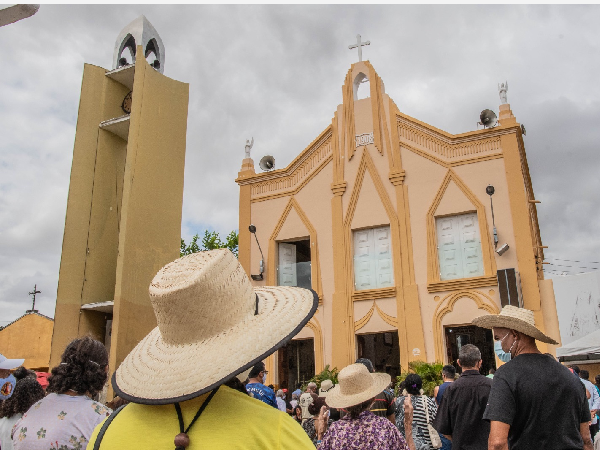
[87,386,314,450]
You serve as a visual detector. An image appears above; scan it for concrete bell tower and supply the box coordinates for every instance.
[50,16,189,399]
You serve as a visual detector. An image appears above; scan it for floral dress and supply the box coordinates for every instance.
[11,393,111,450]
[319,410,409,450]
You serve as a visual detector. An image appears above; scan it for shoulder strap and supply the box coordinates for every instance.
[421,395,431,424]
[92,404,127,450]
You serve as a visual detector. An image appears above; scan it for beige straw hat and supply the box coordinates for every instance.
[472,305,558,345]
[113,249,318,404]
[324,363,390,409]
[319,379,334,397]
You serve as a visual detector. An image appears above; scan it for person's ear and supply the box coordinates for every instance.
[457,359,462,368]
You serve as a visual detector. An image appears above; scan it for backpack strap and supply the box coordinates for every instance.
[92,404,127,450]
[421,395,431,425]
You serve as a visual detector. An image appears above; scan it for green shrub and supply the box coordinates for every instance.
[395,360,444,397]
[301,365,339,391]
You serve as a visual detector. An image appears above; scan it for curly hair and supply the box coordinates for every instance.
[0,367,45,418]
[404,373,422,396]
[47,336,108,397]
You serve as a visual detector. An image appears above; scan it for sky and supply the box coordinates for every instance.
[1,4,599,325]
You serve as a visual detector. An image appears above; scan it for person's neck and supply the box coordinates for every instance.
[461,367,479,372]
[513,340,540,356]
[63,389,90,398]
[443,377,454,382]
[247,377,262,384]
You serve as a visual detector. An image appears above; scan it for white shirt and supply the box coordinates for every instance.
[12,393,111,450]
[580,378,600,425]
[0,414,21,450]
[276,397,287,412]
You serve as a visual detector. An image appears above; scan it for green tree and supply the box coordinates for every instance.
[395,360,444,397]
[180,230,239,258]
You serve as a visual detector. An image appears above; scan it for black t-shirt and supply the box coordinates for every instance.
[483,353,591,450]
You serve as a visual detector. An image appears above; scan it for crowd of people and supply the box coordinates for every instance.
[0,249,597,449]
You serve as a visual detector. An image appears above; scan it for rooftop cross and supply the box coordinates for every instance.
[27,284,40,313]
[348,34,370,62]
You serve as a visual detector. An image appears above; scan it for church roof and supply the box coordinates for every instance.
[0,311,53,331]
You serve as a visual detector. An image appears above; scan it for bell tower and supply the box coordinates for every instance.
[50,16,189,398]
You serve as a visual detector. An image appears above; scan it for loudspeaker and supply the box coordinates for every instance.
[497,268,522,308]
[259,155,275,171]
[480,109,498,128]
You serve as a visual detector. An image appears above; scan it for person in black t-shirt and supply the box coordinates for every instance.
[473,305,593,450]
[355,358,395,422]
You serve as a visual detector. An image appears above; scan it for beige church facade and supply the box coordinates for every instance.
[236,61,561,390]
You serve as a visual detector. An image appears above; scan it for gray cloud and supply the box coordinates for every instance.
[1,5,599,324]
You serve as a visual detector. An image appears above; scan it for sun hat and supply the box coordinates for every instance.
[0,353,24,370]
[112,249,318,404]
[319,379,334,397]
[472,305,558,345]
[324,363,391,409]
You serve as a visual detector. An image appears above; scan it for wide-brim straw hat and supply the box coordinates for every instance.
[113,249,318,404]
[472,305,558,345]
[319,379,334,397]
[324,363,390,409]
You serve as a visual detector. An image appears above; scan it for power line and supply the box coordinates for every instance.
[545,262,598,270]
[547,257,600,265]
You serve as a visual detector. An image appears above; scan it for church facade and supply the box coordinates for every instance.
[236,60,561,390]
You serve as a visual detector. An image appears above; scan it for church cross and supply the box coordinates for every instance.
[27,284,40,313]
[348,34,370,62]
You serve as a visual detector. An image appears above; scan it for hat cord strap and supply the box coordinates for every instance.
[173,387,219,449]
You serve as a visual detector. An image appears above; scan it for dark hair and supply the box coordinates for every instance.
[248,362,265,379]
[345,397,374,419]
[0,368,45,418]
[458,344,482,368]
[442,365,456,379]
[308,396,327,416]
[570,365,580,375]
[404,374,422,395]
[223,377,248,395]
[489,368,496,375]
[105,396,129,410]
[580,370,590,380]
[356,358,374,373]
[595,375,600,386]
[47,336,108,397]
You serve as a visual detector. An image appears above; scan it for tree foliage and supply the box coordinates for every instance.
[395,360,444,397]
[180,230,239,258]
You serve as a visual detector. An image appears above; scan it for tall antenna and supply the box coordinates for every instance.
[27,284,40,313]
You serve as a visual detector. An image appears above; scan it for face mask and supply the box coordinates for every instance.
[494,337,512,363]
[0,374,16,400]
[262,373,267,384]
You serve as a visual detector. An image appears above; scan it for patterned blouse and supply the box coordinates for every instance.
[12,393,111,450]
[318,410,410,450]
[303,417,333,446]
[395,395,437,450]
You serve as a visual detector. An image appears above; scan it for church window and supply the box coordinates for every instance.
[278,240,312,289]
[436,212,484,281]
[353,226,394,291]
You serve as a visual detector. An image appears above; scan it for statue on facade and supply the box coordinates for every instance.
[244,137,254,159]
[498,81,508,105]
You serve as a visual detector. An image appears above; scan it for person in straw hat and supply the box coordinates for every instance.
[473,305,593,450]
[87,249,319,449]
[313,363,416,450]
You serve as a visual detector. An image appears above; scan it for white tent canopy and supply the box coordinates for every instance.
[556,328,600,358]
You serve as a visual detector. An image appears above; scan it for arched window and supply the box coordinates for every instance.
[353,72,370,100]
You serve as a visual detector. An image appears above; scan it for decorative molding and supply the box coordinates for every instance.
[331,181,347,196]
[432,290,500,362]
[352,287,396,302]
[401,142,504,169]
[266,197,323,301]
[305,316,324,374]
[354,300,399,332]
[388,170,406,186]
[355,132,374,147]
[365,61,390,157]
[427,275,498,293]
[343,68,357,160]
[426,169,497,287]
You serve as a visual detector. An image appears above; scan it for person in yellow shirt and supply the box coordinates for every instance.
[87,249,318,450]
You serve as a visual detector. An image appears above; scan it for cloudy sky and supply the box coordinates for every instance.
[1,4,599,325]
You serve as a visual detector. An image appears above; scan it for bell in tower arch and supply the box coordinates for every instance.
[112,15,165,74]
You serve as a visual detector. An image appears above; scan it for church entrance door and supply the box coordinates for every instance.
[277,338,315,392]
[444,325,495,375]
[356,332,401,380]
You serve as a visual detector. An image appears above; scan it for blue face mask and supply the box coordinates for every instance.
[0,374,16,400]
[494,338,512,363]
